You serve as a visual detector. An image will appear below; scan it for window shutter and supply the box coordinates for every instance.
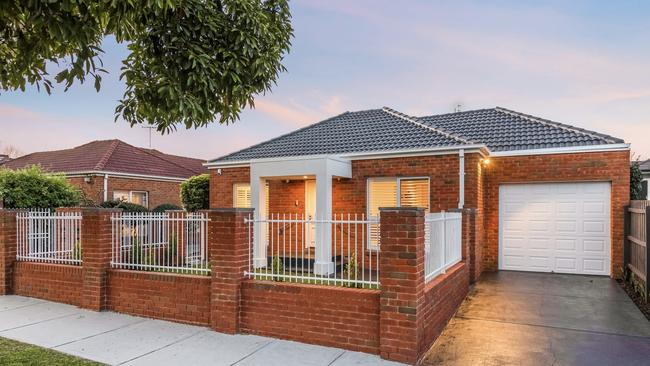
[367,179,397,247]
[233,183,252,208]
[368,179,398,216]
[400,178,430,212]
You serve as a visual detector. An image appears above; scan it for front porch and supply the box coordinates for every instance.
[247,156,354,276]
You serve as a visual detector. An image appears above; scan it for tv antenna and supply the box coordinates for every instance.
[142,126,156,148]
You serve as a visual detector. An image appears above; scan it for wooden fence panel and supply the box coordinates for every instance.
[626,200,650,299]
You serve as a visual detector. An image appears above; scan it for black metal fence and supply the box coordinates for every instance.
[624,200,650,299]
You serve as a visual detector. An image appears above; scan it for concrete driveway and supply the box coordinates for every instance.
[422,271,650,366]
[0,295,403,366]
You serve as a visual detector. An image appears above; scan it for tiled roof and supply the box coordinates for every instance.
[209,106,625,163]
[1,140,206,179]
[418,107,623,152]
[211,108,469,163]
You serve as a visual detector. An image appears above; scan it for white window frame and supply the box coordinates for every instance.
[366,176,430,250]
[113,190,149,208]
[643,178,650,200]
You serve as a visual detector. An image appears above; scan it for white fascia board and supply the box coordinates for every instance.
[204,144,490,168]
[490,143,630,157]
[344,144,489,160]
[64,171,187,183]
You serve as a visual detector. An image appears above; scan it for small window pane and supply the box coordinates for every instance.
[131,192,148,208]
[400,178,429,212]
[113,191,129,202]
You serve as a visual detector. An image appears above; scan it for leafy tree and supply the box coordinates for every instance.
[630,161,645,200]
[180,174,209,211]
[0,165,81,208]
[0,0,293,132]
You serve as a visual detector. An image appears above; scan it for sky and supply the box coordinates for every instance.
[1,0,649,160]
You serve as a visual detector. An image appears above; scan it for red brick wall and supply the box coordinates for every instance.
[419,262,468,357]
[107,270,211,326]
[241,280,381,354]
[67,176,183,208]
[13,262,83,306]
[483,151,630,277]
[210,167,250,208]
[463,154,485,281]
[210,154,478,214]
[68,177,104,204]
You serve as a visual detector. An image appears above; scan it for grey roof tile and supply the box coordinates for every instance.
[418,107,623,152]
[212,108,466,162]
[210,106,625,163]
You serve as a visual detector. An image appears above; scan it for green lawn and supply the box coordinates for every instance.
[0,337,103,366]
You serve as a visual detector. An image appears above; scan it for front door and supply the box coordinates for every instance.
[305,180,316,248]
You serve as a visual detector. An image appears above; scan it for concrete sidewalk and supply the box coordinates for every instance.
[0,295,403,366]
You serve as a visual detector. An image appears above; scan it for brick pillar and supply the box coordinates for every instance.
[207,208,252,334]
[379,207,425,365]
[0,210,20,295]
[79,208,119,311]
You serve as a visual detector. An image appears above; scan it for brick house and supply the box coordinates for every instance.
[207,107,630,280]
[0,140,206,209]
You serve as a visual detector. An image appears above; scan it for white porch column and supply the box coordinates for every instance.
[251,177,268,268]
[314,172,334,275]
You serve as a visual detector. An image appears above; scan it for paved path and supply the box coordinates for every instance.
[0,295,403,366]
[422,271,650,366]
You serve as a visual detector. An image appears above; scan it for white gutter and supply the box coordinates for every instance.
[490,143,630,157]
[204,144,491,168]
[64,171,188,183]
[103,174,108,202]
[458,149,465,209]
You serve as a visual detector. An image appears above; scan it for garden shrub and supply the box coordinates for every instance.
[631,162,645,200]
[180,174,209,211]
[0,165,81,208]
[152,203,182,212]
[100,200,149,212]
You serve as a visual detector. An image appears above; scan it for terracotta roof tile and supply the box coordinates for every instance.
[1,140,205,179]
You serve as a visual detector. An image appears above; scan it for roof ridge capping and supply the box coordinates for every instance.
[94,139,121,170]
[381,107,476,145]
[494,107,623,144]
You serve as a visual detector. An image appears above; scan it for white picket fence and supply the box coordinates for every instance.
[424,211,462,282]
[16,210,82,265]
[244,213,380,288]
[110,212,210,275]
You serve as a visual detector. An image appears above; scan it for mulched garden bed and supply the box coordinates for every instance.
[618,279,650,321]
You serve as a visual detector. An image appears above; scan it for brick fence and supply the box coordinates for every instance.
[0,207,469,365]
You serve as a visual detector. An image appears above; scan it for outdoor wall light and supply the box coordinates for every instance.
[217,168,222,176]
[481,158,491,166]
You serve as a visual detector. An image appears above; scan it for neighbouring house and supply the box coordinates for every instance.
[0,155,10,164]
[207,106,630,280]
[0,139,206,208]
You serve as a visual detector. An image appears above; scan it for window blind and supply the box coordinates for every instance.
[400,178,430,212]
[367,179,397,247]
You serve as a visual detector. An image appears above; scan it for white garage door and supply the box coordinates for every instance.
[499,182,611,275]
